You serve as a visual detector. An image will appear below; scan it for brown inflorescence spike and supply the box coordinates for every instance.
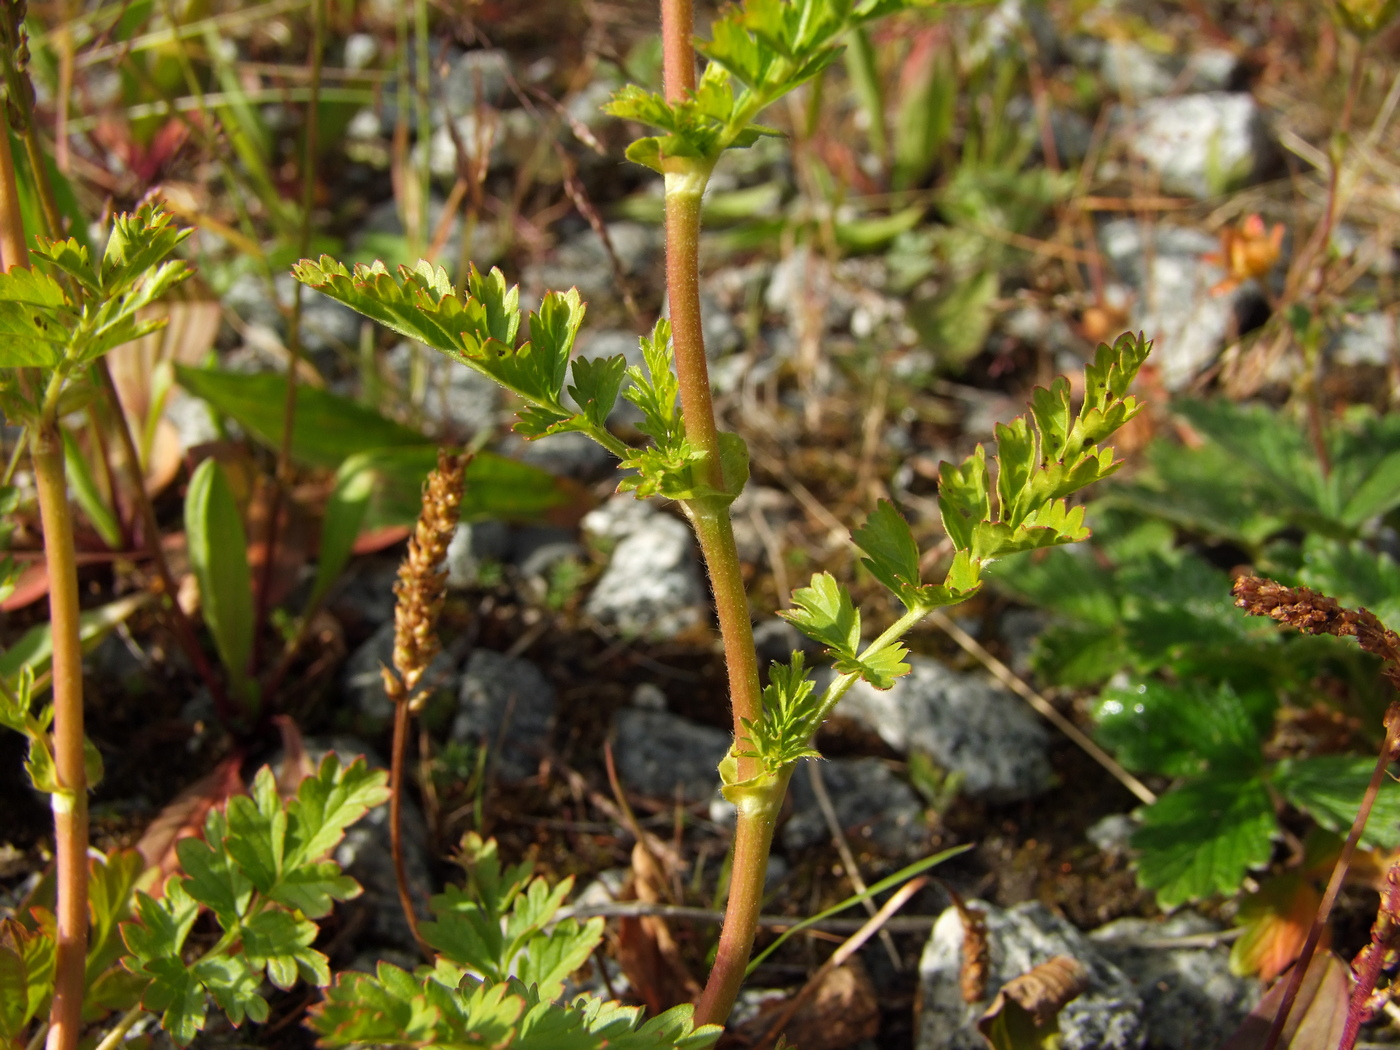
[387,449,469,703]
[1232,576,1400,691]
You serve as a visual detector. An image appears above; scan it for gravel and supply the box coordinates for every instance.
[451,650,556,783]
[918,900,1145,1050]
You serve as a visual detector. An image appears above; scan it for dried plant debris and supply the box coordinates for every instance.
[975,955,1090,1050]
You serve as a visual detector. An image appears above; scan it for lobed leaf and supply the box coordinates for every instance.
[1132,772,1276,907]
[781,572,860,658]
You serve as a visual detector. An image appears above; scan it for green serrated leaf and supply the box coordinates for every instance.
[514,918,605,1001]
[852,500,924,606]
[1132,772,1277,907]
[1274,755,1400,850]
[176,831,254,928]
[568,355,628,430]
[781,572,860,657]
[1093,679,1271,778]
[834,640,911,690]
[285,753,391,868]
[938,446,990,552]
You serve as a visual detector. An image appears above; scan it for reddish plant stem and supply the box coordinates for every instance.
[693,769,790,1027]
[1342,858,1400,1050]
[0,126,27,269]
[660,0,695,102]
[33,426,89,1050]
[1263,702,1400,1050]
[658,0,774,1027]
[389,695,425,952]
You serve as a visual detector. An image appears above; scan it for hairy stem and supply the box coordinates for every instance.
[658,0,775,1025]
[693,769,790,1026]
[0,125,27,269]
[33,426,89,1050]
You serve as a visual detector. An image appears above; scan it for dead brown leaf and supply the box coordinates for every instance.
[977,955,1089,1034]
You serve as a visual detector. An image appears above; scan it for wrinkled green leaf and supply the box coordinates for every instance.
[1132,772,1276,907]
[1274,755,1400,850]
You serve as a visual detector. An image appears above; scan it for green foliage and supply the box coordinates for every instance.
[121,756,389,1046]
[184,459,256,713]
[0,206,191,386]
[308,833,720,1050]
[292,257,625,453]
[1131,771,1277,909]
[420,833,603,1000]
[608,0,929,175]
[1107,400,1400,548]
[993,388,1400,908]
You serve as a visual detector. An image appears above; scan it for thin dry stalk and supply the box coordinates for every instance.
[384,449,468,950]
[928,609,1157,805]
[749,875,928,1050]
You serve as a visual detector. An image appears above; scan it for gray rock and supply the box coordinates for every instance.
[999,607,1049,676]
[164,389,220,451]
[1091,913,1258,1050]
[1101,41,1240,100]
[1098,218,1260,389]
[612,708,731,802]
[783,758,926,855]
[442,49,511,119]
[753,617,819,668]
[503,429,617,480]
[1123,93,1275,199]
[966,0,1060,65]
[383,341,500,435]
[582,492,661,542]
[445,519,510,589]
[833,657,1052,802]
[518,540,587,583]
[342,621,458,734]
[1331,311,1396,367]
[1332,223,1398,276]
[452,650,556,783]
[584,513,705,639]
[918,901,1145,1050]
[1087,812,1139,856]
[336,787,434,950]
[332,558,400,629]
[527,222,661,300]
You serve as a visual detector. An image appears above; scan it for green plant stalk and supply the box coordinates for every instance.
[32,423,89,1050]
